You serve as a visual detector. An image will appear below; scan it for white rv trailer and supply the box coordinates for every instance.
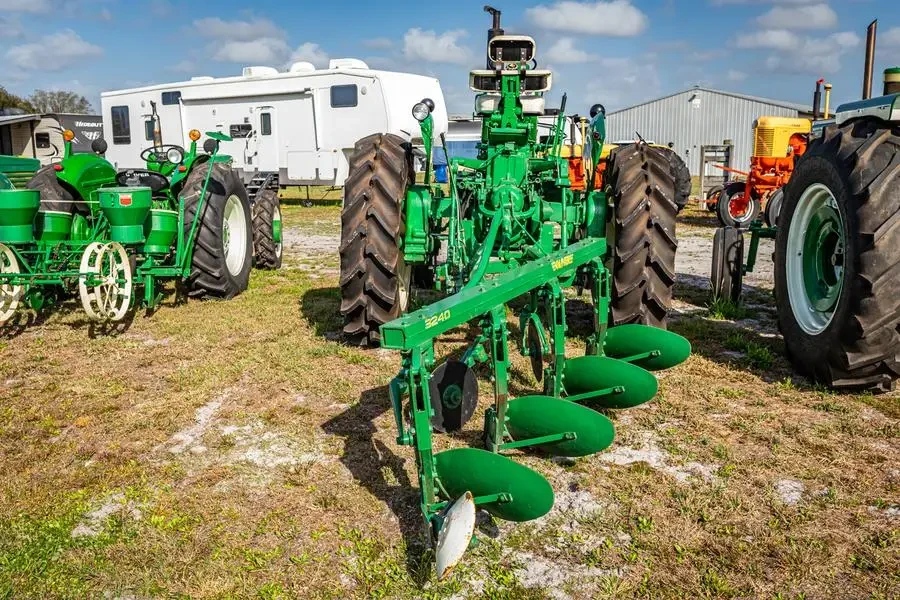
[26,113,104,165]
[100,60,448,187]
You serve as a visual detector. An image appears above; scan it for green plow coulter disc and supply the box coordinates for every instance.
[435,448,554,522]
[562,355,659,408]
[505,395,616,457]
[603,324,693,371]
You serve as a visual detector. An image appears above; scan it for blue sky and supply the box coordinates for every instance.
[1,0,898,115]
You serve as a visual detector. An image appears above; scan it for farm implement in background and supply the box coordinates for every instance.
[338,7,691,578]
[0,113,280,326]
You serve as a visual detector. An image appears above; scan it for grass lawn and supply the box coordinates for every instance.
[0,204,897,599]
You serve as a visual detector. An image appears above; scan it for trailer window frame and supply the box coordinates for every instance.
[35,132,51,149]
[111,106,131,145]
[161,91,182,106]
[260,112,272,136]
[330,84,358,108]
[229,123,253,138]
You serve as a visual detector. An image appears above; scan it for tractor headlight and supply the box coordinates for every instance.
[412,101,432,122]
[166,147,184,164]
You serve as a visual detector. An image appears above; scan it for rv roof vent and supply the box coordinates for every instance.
[242,66,279,78]
[190,76,214,82]
[328,58,369,70]
[289,61,317,73]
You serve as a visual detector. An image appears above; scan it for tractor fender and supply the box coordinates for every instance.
[54,153,116,200]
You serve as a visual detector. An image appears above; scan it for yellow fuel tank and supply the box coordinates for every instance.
[753,116,811,158]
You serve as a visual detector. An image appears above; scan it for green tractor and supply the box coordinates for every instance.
[712,66,900,392]
[0,105,281,325]
[338,7,691,577]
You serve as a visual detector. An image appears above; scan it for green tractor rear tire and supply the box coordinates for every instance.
[607,143,679,329]
[26,165,78,213]
[252,188,283,270]
[181,162,253,299]
[339,133,413,346]
[775,119,900,392]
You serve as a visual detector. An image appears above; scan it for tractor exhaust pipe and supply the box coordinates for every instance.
[863,20,877,100]
[813,79,823,120]
[824,83,833,119]
[484,5,503,69]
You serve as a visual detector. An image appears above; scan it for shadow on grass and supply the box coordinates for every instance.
[321,385,434,585]
[299,286,343,338]
[677,211,719,229]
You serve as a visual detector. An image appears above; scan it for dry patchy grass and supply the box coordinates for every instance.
[0,204,897,599]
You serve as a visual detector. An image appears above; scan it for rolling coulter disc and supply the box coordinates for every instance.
[0,243,22,324]
[603,324,691,371]
[429,360,478,433]
[526,320,544,382]
[562,355,659,408]
[79,242,133,322]
[435,492,476,581]
[505,395,615,456]
[434,448,554,522]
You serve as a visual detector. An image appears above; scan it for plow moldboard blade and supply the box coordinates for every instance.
[604,324,692,371]
[434,448,553,522]
[563,355,658,408]
[506,395,615,456]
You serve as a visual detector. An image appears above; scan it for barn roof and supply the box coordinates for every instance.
[607,86,812,116]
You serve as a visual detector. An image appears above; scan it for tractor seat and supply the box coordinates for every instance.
[116,169,169,193]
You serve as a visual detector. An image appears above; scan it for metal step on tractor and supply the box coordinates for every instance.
[712,21,900,392]
[0,101,282,326]
[338,7,691,578]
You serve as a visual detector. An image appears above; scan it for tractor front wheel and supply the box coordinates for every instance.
[181,162,253,298]
[606,143,678,329]
[716,182,759,228]
[339,133,413,346]
[711,227,743,303]
[252,189,283,270]
[775,119,900,392]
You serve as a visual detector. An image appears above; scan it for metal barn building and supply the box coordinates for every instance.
[606,86,812,176]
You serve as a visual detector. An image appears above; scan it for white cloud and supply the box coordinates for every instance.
[734,29,799,51]
[169,60,198,74]
[727,69,747,81]
[764,31,860,74]
[527,1,648,36]
[0,0,51,12]
[403,28,472,65]
[212,38,290,64]
[289,43,329,68]
[544,37,597,63]
[363,38,394,50]
[884,27,900,47]
[194,16,284,41]
[5,29,103,72]
[583,56,660,110]
[0,15,22,38]
[757,3,837,31]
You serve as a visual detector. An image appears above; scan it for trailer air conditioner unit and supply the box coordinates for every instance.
[328,58,368,70]
[242,66,279,78]
[289,61,317,73]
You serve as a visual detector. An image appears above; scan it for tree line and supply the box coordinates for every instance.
[0,87,93,114]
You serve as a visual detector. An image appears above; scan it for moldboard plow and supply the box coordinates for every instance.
[338,7,691,579]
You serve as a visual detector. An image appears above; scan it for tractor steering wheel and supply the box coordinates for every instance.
[140,144,185,165]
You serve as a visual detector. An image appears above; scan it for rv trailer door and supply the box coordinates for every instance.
[254,106,278,172]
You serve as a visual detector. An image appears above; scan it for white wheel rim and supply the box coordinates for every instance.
[223,194,248,276]
[0,243,22,324]
[786,183,845,335]
[273,203,282,259]
[79,242,133,322]
[397,261,411,312]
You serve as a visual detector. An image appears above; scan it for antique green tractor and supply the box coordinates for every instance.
[338,7,691,578]
[711,66,900,392]
[0,121,267,324]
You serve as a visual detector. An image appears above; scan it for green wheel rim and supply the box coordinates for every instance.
[272,203,283,254]
[786,183,846,335]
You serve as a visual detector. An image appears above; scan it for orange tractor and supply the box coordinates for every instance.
[711,115,811,228]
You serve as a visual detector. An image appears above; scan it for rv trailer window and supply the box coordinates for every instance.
[111,106,131,145]
[161,91,181,105]
[260,112,272,136]
[145,120,155,141]
[229,123,253,138]
[330,85,358,108]
[35,133,51,149]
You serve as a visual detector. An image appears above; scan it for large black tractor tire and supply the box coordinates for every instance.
[763,188,784,227]
[711,227,744,303]
[662,149,692,213]
[716,181,759,229]
[26,166,80,213]
[181,162,253,299]
[705,185,723,212]
[251,188,282,270]
[607,143,679,329]
[775,119,900,392]
[339,133,413,347]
